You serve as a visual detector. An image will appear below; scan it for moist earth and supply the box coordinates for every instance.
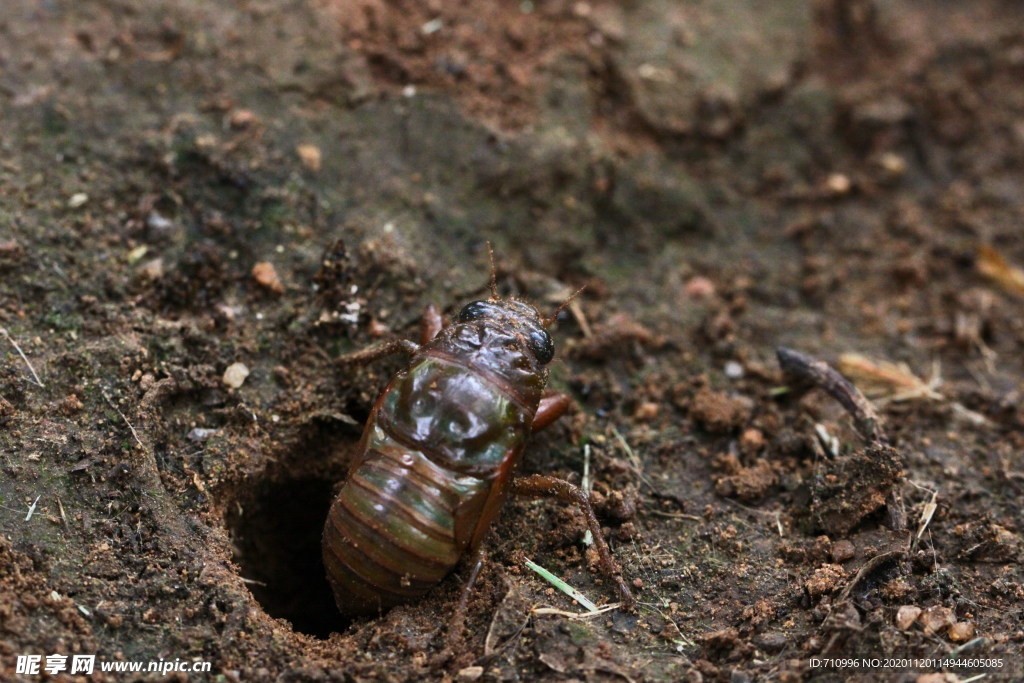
[1,1,1023,681]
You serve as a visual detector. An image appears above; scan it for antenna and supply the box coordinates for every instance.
[487,242,499,300]
[544,284,587,328]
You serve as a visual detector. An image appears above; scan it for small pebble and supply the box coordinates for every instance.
[367,318,390,337]
[146,211,175,232]
[878,152,907,176]
[223,362,250,389]
[826,173,851,195]
[456,666,483,681]
[296,144,322,172]
[632,401,659,421]
[126,245,149,263]
[68,192,89,208]
[724,360,744,379]
[919,605,954,635]
[0,239,23,257]
[229,109,258,129]
[252,261,284,293]
[947,621,975,642]
[187,428,221,441]
[136,257,165,281]
[421,18,443,35]
[684,275,715,300]
[831,539,856,563]
[895,605,921,630]
[753,632,788,654]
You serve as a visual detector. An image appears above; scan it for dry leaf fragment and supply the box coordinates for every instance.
[977,245,1024,297]
[838,353,942,402]
[916,490,938,540]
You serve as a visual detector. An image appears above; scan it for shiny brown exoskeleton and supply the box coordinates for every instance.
[322,292,633,618]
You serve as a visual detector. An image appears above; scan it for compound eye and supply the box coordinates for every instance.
[528,329,554,365]
[457,301,491,323]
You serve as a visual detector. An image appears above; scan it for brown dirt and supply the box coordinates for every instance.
[2,0,1023,681]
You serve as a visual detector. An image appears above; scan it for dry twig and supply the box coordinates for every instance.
[1,327,44,387]
[777,347,883,442]
[102,390,143,448]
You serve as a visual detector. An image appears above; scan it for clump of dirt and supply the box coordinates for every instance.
[0,538,97,657]
[713,456,777,502]
[317,0,597,129]
[954,520,1023,564]
[811,443,903,535]
[688,387,754,434]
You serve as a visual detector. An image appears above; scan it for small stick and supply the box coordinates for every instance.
[777,347,884,443]
[56,496,70,532]
[25,495,40,522]
[1,327,44,388]
[612,427,658,493]
[943,637,987,661]
[102,391,143,448]
[581,444,593,546]
[531,604,620,619]
[837,550,903,602]
[647,510,702,521]
[238,576,268,586]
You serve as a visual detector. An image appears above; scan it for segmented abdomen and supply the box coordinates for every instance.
[323,356,527,616]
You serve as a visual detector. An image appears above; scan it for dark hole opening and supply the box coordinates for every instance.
[227,475,349,638]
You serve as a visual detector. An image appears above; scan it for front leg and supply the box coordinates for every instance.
[532,391,571,432]
[335,338,418,366]
[336,304,443,366]
[512,474,634,609]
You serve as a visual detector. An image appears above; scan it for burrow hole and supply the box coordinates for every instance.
[224,426,358,638]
